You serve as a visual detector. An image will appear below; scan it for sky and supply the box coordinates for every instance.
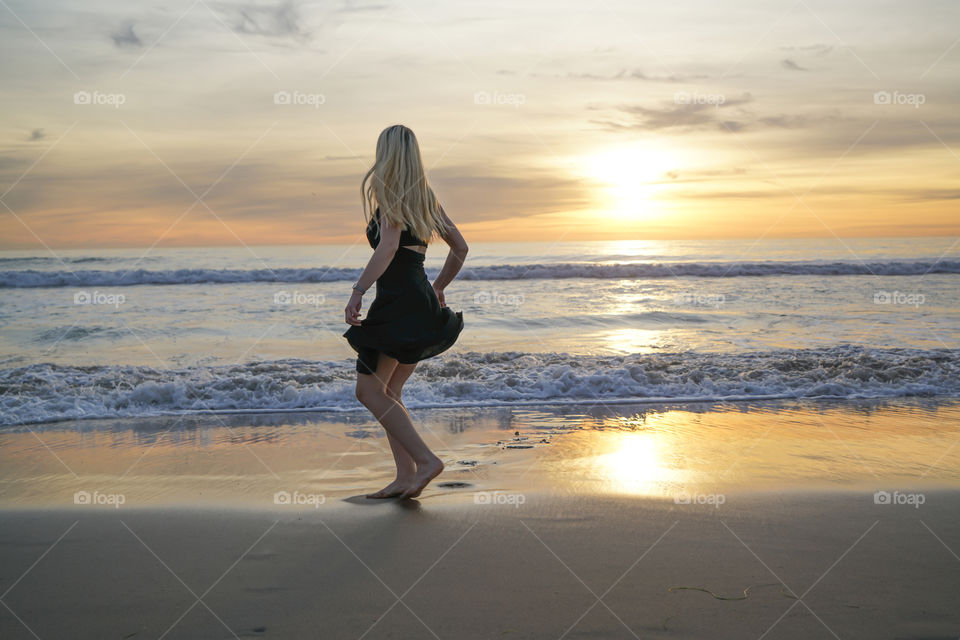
[0,0,958,248]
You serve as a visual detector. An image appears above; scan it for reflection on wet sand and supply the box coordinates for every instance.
[537,400,960,498]
[1,399,959,507]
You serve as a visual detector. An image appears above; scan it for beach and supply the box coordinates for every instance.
[2,240,958,637]
[3,399,960,638]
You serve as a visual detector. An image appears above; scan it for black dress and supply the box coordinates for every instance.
[343,208,464,375]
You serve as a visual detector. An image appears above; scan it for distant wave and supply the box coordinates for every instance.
[0,256,157,265]
[1,260,959,288]
[2,346,958,426]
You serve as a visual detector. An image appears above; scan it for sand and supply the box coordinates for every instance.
[2,492,959,639]
[2,399,960,638]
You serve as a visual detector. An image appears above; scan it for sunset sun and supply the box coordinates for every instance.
[580,144,677,222]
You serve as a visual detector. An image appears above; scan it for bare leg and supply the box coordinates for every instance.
[356,355,443,499]
[366,364,418,498]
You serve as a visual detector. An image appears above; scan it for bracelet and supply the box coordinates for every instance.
[352,283,366,295]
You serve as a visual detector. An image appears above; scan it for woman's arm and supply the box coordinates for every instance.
[344,220,401,326]
[431,206,469,306]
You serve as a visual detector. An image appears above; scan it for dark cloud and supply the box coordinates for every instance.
[589,93,848,134]
[623,69,711,83]
[28,128,45,141]
[111,21,142,48]
[232,1,310,39]
[719,120,746,132]
[673,184,960,203]
[588,92,754,131]
[898,189,960,201]
[781,58,809,71]
[548,68,709,83]
[779,43,834,56]
[756,114,817,128]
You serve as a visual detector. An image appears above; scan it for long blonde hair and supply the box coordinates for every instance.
[361,125,447,243]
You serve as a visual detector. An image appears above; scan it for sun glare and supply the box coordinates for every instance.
[581,144,675,222]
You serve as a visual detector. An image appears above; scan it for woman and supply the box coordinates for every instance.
[343,124,468,500]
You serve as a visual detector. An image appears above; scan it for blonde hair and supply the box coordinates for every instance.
[361,124,447,244]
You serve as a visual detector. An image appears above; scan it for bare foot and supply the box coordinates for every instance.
[366,478,411,499]
[399,458,444,499]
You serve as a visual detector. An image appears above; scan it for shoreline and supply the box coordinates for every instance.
[2,397,960,510]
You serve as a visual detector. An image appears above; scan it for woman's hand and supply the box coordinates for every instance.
[432,283,446,307]
[344,290,363,326]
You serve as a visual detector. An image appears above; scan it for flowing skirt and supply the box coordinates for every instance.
[343,247,464,374]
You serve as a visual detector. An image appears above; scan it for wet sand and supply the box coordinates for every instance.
[2,400,960,638]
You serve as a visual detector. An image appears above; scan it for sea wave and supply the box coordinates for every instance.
[1,259,958,288]
[2,346,958,426]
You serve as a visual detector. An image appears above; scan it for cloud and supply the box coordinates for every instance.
[664,167,748,182]
[589,93,848,134]
[231,1,310,39]
[623,69,711,83]
[111,21,142,48]
[426,165,594,222]
[588,92,754,131]
[28,128,45,141]
[781,58,809,71]
[898,189,960,201]
[541,68,709,83]
[339,1,390,12]
[778,43,834,56]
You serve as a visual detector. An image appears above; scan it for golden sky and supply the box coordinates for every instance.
[1,0,958,248]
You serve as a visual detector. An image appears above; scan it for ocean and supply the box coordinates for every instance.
[1,237,958,427]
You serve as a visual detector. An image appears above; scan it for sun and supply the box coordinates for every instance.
[580,144,676,221]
